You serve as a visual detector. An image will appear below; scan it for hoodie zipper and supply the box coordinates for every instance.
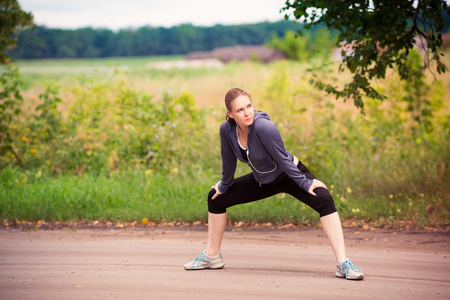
[244,130,262,187]
[246,150,262,187]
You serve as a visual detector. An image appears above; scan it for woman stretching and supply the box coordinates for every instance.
[184,88,364,280]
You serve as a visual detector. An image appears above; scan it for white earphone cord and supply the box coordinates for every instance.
[246,149,277,174]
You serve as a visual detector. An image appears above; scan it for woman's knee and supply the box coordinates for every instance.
[207,189,227,214]
[314,188,337,217]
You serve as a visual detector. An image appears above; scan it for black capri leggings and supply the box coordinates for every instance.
[208,161,337,217]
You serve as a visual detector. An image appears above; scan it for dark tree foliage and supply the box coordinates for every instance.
[0,0,33,64]
[283,0,450,110]
[9,21,303,59]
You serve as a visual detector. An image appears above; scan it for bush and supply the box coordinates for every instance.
[265,28,337,61]
[2,75,210,176]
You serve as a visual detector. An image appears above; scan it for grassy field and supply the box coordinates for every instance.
[1,53,449,229]
[15,55,184,68]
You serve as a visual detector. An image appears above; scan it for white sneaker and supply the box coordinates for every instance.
[184,250,225,270]
[336,258,364,280]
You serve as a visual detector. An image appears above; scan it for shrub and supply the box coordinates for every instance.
[2,76,209,176]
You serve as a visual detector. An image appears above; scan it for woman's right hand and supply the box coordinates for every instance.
[211,181,223,199]
[308,179,327,196]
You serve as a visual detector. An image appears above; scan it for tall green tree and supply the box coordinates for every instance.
[0,0,33,168]
[0,0,33,64]
[266,27,337,60]
[283,0,450,110]
[266,30,310,60]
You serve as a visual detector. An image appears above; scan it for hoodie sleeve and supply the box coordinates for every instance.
[218,122,237,194]
[255,119,313,192]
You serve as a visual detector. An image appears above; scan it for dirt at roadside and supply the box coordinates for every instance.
[1,225,449,256]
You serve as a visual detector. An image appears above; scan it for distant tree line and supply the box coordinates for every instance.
[8,20,318,59]
[8,11,449,61]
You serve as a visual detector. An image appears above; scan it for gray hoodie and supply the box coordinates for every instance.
[218,110,313,194]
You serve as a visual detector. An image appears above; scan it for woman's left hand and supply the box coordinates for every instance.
[211,181,223,200]
[308,179,327,196]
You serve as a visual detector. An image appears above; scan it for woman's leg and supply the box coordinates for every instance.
[320,212,346,264]
[206,212,227,257]
[281,161,346,263]
[322,212,364,279]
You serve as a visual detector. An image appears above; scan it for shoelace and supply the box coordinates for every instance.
[192,252,208,267]
[340,259,362,276]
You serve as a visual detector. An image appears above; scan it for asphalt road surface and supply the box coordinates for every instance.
[1,226,449,300]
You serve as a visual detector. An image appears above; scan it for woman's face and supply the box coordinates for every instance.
[227,95,254,128]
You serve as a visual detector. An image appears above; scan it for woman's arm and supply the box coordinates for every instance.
[217,122,237,194]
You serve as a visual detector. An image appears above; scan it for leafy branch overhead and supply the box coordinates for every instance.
[0,0,34,65]
[283,0,450,110]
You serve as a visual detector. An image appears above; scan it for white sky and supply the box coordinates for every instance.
[19,0,290,30]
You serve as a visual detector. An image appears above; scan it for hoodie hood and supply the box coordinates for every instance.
[253,110,270,122]
[249,110,270,132]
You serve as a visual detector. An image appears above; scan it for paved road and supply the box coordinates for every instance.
[0,227,449,300]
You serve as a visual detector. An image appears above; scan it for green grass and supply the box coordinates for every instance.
[0,168,209,223]
[14,55,184,68]
[1,166,447,228]
[14,55,185,88]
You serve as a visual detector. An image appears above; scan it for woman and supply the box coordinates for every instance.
[184,88,364,280]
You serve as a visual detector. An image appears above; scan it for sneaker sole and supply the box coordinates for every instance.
[335,273,364,280]
[184,263,225,271]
